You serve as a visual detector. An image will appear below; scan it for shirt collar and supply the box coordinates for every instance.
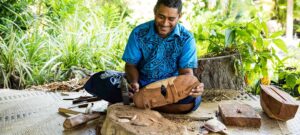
[148,20,181,38]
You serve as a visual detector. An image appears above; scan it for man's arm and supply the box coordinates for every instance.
[178,68,194,75]
[125,63,140,92]
[179,68,204,97]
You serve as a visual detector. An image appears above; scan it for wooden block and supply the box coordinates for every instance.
[219,103,261,127]
[260,85,299,121]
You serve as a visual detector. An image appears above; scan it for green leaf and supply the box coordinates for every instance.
[256,37,263,50]
[296,79,300,84]
[225,29,235,47]
[286,74,298,89]
[273,39,288,53]
[270,31,284,38]
[263,38,271,48]
[262,68,268,77]
[236,29,251,41]
[261,21,269,38]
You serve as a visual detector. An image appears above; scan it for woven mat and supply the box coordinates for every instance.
[0,89,104,135]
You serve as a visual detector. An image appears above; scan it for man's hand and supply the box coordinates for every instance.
[189,83,204,97]
[125,63,139,97]
[130,82,140,92]
[128,82,140,98]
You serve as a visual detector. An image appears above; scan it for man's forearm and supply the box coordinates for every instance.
[125,63,139,83]
[178,68,194,75]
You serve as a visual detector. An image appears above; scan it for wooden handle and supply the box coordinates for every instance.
[58,107,81,115]
[73,97,101,104]
[63,113,101,129]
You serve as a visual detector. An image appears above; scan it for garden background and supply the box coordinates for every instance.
[0,0,300,96]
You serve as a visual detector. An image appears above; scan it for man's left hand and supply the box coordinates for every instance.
[189,83,204,97]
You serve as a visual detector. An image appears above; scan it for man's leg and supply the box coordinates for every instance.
[84,70,124,103]
[154,96,202,114]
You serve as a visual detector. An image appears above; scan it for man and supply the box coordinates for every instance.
[85,0,204,114]
[122,0,204,113]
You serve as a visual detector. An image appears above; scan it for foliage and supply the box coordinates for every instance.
[0,0,298,91]
[0,0,133,88]
[0,0,34,36]
[186,0,288,94]
[274,67,300,97]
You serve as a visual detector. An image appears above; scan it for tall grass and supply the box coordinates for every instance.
[0,0,133,88]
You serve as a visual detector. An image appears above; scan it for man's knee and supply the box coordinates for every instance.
[84,70,124,103]
[154,103,195,114]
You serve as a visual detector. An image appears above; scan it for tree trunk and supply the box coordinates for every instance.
[195,54,245,90]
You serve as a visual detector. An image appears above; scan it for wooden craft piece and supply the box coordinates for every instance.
[219,102,261,127]
[260,85,299,121]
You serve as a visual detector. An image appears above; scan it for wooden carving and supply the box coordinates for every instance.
[219,102,261,127]
[260,85,299,121]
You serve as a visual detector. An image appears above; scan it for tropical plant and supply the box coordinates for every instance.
[0,0,33,36]
[0,0,133,88]
[274,67,300,97]
[186,0,288,94]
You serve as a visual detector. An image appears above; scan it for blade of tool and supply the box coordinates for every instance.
[120,76,130,105]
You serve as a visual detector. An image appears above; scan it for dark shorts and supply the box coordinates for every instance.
[84,70,201,112]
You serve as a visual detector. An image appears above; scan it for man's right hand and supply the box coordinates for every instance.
[125,62,140,97]
[128,82,139,98]
[130,82,140,93]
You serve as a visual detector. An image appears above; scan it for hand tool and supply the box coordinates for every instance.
[84,103,94,114]
[68,103,89,109]
[58,107,82,115]
[72,96,101,104]
[63,113,101,129]
[120,76,130,105]
[63,95,93,100]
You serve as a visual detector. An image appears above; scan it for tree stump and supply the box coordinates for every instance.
[100,103,188,135]
[195,54,245,90]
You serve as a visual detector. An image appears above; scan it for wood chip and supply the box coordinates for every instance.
[118,115,134,119]
[131,120,151,126]
[148,117,158,123]
[117,118,130,123]
[131,114,137,121]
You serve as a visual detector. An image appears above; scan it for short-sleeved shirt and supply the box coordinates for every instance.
[122,20,197,87]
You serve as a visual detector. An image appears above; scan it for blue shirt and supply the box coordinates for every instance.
[122,20,197,87]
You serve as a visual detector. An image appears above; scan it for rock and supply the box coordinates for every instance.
[100,103,188,135]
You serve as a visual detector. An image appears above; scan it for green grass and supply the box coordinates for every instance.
[0,0,133,88]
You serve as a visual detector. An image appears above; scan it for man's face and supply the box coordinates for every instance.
[154,4,181,38]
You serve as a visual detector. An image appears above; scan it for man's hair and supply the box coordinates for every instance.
[154,0,182,14]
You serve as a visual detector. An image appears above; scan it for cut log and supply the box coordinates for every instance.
[260,85,299,121]
[100,103,188,135]
[195,54,245,90]
[219,102,261,127]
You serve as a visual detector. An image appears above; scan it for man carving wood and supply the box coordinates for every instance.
[84,0,204,114]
